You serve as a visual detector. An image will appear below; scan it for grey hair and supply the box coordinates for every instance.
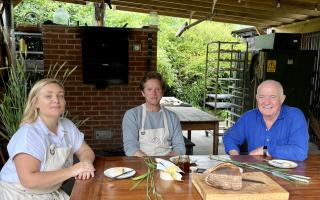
[257,80,284,95]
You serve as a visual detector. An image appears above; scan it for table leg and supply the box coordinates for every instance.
[213,122,219,155]
[188,130,191,140]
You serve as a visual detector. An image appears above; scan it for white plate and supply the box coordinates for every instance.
[169,156,197,164]
[104,167,136,179]
[268,159,298,169]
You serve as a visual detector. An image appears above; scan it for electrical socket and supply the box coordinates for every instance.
[95,129,113,140]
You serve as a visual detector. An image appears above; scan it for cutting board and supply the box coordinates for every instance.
[192,172,289,200]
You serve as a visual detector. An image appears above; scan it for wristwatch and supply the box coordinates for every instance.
[263,146,268,156]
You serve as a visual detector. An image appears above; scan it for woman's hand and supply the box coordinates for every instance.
[70,161,95,178]
[75,170,95,180]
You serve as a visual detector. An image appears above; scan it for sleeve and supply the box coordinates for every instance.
[63,118,84,153]
[169,112,186,155]
[7,126,46,163]
[223,115,247,154]
[122,109,141,156]
[268,109,309,161]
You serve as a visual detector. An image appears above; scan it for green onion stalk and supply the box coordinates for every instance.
[210,156,310,184]
[130,157,163,200]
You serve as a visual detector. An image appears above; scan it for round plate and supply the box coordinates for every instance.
[268,159,298,168]
[104,167,136,179]
[169,156,197,164]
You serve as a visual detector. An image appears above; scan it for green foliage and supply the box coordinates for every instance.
[130,157,162,200]
[0,55,29,140]
[14,0,94,26]
[158,16,241,106]
[0,56,81,140]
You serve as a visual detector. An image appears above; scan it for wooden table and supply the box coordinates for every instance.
[70,155,320,200]
[165,106,221,155]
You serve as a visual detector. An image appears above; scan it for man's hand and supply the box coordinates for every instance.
[249,146,264,155]
[133,150,147,157]
[228,150,239,155]
[165,151,178,157]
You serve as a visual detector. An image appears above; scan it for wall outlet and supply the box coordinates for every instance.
[95,129,113,140]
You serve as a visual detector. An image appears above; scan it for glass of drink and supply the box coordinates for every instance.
[177,155,190,174]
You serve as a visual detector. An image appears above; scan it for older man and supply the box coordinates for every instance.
[223,80,309,161]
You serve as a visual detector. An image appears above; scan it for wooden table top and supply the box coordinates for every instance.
[70,155,320,200]
[165,106,221,123]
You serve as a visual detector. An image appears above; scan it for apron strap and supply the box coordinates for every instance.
[161,105,169,132]
[141,104,147,132]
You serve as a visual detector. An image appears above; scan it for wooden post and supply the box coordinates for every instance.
[94,1,106,27]
[1,0,14,67]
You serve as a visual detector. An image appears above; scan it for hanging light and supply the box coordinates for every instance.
[276,0,281,8]
[238,0,241,3]
[315,4,318,11]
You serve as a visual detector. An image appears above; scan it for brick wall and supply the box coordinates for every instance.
[42,25,157,153]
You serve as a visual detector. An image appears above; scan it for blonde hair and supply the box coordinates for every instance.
[20,78,64,126]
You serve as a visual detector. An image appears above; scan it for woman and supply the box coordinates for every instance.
[122,71,186,157]
[0,78,95,199]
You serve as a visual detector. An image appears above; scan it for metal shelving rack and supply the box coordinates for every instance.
[203,41,249,128]
[14,31,44,73]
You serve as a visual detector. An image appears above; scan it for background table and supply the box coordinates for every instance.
[165,106,221,155]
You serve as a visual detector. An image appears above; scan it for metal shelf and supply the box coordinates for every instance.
[206,102,234,109]
[204,41,248,130]
[206,102,242,109]
[14,32,42,36]
[24,51,43,55]
[218,78,243,81]
[207,94,233,99]
[228,111,241,118]
[208,49,242,53]
[218,59,245,62]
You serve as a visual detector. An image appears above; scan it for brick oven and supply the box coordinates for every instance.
[42,25,157,154]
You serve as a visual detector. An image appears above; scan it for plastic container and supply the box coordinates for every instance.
[53,6,70,25]
[148,11,159,27]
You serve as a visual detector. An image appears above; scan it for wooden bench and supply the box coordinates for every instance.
[184,136,195,155]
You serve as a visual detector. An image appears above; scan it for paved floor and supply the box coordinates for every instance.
[183,130,320,155]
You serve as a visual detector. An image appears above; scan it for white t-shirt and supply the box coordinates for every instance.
[0,117,84,183]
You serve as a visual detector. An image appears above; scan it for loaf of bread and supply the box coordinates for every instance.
[204,163,242,190]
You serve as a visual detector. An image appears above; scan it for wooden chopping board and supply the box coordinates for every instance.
[192,172,289,200]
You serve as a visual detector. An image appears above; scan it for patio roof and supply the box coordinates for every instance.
[13,0,320,31]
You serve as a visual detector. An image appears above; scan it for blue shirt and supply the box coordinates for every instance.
[223,105,309,161]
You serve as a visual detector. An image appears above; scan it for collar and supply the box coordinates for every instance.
[37,117,66,139]
[277,105,287,120]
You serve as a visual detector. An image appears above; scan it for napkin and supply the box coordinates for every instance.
[155,158,183,181]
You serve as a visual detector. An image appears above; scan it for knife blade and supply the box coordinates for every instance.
[242,178,265,184]
[111,169,135,179]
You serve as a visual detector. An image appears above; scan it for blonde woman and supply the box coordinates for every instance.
[0,78,95,199]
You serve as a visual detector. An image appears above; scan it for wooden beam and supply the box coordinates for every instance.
[113,2,281,26]
[273,17,320,33]
[115,5,268,27]
[30,0,320,29]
